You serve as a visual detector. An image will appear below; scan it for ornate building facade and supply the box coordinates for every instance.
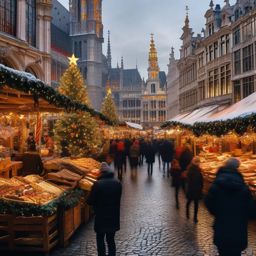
[166,48,179,119]
[0,0,52,83]
[142,35,167,128]
[69,0,104,110]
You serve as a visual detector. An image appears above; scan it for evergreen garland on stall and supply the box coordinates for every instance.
[161,114,256,137]
[0,64,112,124]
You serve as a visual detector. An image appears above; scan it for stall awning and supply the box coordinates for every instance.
[208,92,256,121]
[167,105,220,125]
[125,122,143,130]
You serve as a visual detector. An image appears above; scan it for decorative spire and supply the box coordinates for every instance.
[209,0,214,9]
[170,47,175,61]
[117,62,119,69]
[107,30,112,69]
[185,5,189,27]
[121,56,124,69]
[148,34,160,80]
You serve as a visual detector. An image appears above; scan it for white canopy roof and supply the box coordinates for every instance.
[167,105,219,125]
[125,121,143,130]
[206,91,256,121]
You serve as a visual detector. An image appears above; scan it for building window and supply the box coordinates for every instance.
[226,64,231,94]
[225,35,230,54]
[26,0,36,47]
[150,111,156,122]
[159,101,165,109]
[214,69,219,97]
[198,80,205,101]
[214,41,218,59]
[0,0,16,36]
[208,70,214,98]
[243,44,254,72]
[234,80,241,103]
[208,23,214,36]
[234,50,241,75]
[150,100,156,109]
[151,83,156,94]
[220,35,225,56]
[209,45,213,61]
[243,76,254,98]
[198,53,204,68]
[233,27,240,45]
[242,19,253,42]
[143,111,148,122]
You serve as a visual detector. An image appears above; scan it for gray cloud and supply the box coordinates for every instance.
[59,0,236,78]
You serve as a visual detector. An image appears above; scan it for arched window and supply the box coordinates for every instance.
[26,0,36,47]
[0,0,17,36]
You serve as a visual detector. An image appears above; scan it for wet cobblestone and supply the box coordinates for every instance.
[51,162,256,256]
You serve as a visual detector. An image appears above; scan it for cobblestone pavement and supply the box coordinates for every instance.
[51,161,256,256]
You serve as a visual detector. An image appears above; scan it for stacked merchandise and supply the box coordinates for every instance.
[199,153,256,196]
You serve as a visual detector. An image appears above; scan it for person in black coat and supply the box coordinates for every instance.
[87,162,122,256]
[170,158,183,209]
[161,140,174,177]
[186,157,203,223]
[144,141,155,176]
[205,158,255,256]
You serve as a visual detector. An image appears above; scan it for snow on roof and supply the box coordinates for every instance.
[208,92,256,121]
[125,122,143,130]
[168,105,219,125]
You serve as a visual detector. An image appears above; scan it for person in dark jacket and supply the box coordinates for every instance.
[170,158,183,209]
[161,140,174,177]
[179,144,193,190]
[144,141,155,176]
[205,158,255,256]
[87,162,122,256]
[186,157,203,223]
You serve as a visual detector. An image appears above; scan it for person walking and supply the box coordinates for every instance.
[129,140,140,170]
[144,141,155,176]
[205,158,255,256]
[161,140,174,177]
[179,144,193,190]
[116,140,125,180]
[170,158,183,209]
[87,162,122,256]
[186,157,203,223]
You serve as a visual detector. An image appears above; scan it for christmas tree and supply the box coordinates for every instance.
[101,86,119,125]
[55,55,102,157]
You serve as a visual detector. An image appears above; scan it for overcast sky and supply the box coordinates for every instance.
[59,0,236,78]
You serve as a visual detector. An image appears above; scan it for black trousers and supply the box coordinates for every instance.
[218,248,242,256]
[96,232,116,256]
[175,186,180,208]
[186,199,199,220]
[147,163,153,176]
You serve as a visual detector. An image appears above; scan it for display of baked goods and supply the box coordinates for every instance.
[79,179,94,191]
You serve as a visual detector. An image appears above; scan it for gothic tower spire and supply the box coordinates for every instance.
[107,30,112,69]
[148,34,160,80]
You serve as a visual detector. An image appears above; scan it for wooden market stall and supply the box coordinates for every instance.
[0,64,111,254]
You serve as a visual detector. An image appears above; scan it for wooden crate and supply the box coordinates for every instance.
[81,202,90,224]
[59,202,81,247]
[0,214,12,249]
[0,213,58,254]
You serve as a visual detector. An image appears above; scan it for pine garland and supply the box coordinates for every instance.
[0,64,112,124]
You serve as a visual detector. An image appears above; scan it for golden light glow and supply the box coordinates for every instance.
[107,87,112,95]
[68,54,79,66]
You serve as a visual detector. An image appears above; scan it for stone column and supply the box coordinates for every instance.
[17,0,26,41]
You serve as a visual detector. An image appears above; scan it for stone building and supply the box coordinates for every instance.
[141,35,167,128]
[195,1,232,109]
[231,0,256,102]
[0,0,52,83]
[166,47,179,119]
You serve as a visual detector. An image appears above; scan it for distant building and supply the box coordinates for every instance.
[0,0,52,83]
[166,48,179,119]
[141,35,167,128]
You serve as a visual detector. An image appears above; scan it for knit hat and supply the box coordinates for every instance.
[225,157,240,170]
[100,162,112,173]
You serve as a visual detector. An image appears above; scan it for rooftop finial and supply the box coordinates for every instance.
[121,56,124,69]
[209,0,214,9]
[185,5,189,27]
[107,30,112,69]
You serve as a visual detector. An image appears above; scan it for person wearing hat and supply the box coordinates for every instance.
[205,158,255,256]
[87,162,122,256]
[186,156,203,223]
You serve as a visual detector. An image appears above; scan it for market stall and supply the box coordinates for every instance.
[0,64,111,253]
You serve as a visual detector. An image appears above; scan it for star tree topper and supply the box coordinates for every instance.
[68,54,79,66]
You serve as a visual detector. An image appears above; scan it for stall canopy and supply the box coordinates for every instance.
[207,92,256,121]
[0,64,111,124]
[166,105,220,125]
[125,121,143,130]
